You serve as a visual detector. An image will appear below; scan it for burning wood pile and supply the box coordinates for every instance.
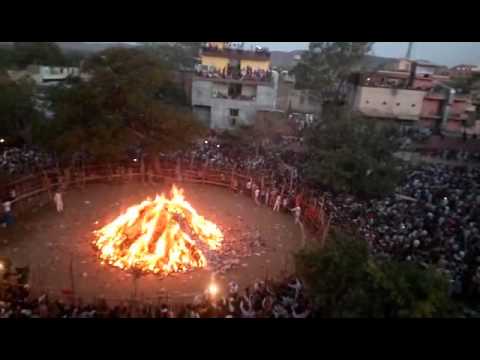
[93,186,224,276]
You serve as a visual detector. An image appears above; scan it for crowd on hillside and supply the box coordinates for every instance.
[0,270,311,318]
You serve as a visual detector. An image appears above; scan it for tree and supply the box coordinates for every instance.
[366,261,457,318]
[295,230,370,317]
[39,82,127,164]
[303,110,402,197]
[140,42,201,70]
[13,42,66,68]
[0,76,43,145]
[295,230,458,318]
[292,42,373,106]
[0,46,16,70]
[43,47,205,165]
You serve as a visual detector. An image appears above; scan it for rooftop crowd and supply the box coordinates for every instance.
[195,64,273,83]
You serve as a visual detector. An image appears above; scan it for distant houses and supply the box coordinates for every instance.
[7,65,90,86]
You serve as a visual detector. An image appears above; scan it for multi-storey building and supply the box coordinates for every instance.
[191,42,279,129]
[349,58,478,134]
[450,64,480,78]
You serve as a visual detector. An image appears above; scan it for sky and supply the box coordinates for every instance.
[248,42,480,67]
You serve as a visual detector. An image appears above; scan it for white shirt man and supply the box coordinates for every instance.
[3,201,11,213]
[54,191,64,213]
[292,206,302,225]
[273,195,282,212]
[254,188,260,205]
[1,199,14,228]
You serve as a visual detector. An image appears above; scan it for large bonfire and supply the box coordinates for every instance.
[93,186,223,275]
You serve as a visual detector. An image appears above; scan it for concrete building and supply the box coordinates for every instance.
[191,42,278,129]
[450,64,480,78]
[276,71,321,115]
[8,65,84,86]
[349,58,478,134]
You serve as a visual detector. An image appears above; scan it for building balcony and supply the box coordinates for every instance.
[193,72,273,86]
[201,46,271,61]
[212,92,256,102]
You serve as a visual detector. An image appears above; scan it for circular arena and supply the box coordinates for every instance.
[1,166,309,304]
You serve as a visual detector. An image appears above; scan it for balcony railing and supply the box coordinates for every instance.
[201,46,271,61]
[212,92,256,101]
[195,68,273,84]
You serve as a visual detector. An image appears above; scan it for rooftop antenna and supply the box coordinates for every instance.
[406,42,414,59]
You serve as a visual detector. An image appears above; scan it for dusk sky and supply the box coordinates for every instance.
[247,42,480,67]
[107,42,480,67]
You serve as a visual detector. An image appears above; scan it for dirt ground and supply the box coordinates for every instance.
[0,181,309,303]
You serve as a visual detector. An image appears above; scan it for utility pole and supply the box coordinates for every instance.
[406,42,414,60]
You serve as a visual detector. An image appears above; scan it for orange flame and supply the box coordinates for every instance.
[93,185,223,275]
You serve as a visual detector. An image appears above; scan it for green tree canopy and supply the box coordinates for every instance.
[42,47,205,164]
[0,76,43,145]
[303,110,402,197]
[140,42,201,70]
[295,230,458,318]
[292,42,373,105]
[0,47,16,70]
[13,42,66,68]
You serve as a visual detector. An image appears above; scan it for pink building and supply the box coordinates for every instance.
[350,59,477,134]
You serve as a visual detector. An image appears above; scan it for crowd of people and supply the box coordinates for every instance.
[164,135,480,299]
[421,149,480,163]
[0,269,311,318]
[0,146,54,176]
[357,164,480,297]
[195,64,273,83]
[1,129,480,315]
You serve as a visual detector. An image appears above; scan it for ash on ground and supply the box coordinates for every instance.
[197,223,267,276]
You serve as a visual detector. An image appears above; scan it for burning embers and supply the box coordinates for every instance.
[93,186,223,275]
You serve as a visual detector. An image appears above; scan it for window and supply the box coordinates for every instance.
[230,117,237,127]
[230,109,239,117]
[396,102,400,106]
[228,84,242,99]
[382,101,387,105]
[300,95,305,105]
[411,104,416,108]
[365,100,370,104]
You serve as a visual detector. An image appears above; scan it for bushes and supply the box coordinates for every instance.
[295,230,459,318]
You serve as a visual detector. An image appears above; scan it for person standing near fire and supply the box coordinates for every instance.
[246,178,252,194]
[53,188,64,213]
[1,197,14,228]
[254,187,260,206]
[273,194,282,212]
[291,205,302,225]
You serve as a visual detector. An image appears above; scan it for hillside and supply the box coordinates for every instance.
[0,42,136,53]
[270,50,304,69]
